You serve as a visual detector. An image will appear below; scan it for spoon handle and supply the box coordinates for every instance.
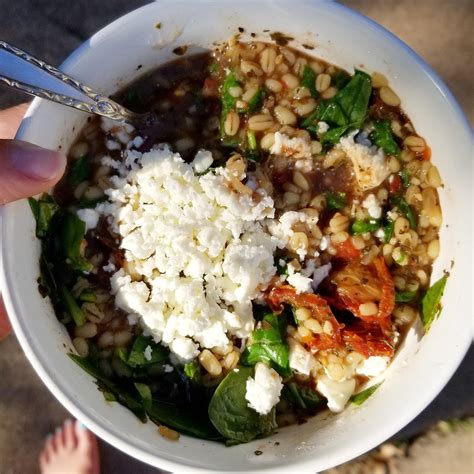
[0,41,141,123]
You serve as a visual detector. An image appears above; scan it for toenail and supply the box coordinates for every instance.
[64,419,73,425]
[78,422,87,430]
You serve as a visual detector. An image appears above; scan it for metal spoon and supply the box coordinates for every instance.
[0,41,150,126]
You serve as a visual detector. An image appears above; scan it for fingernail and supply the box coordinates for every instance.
[10,141,66,181]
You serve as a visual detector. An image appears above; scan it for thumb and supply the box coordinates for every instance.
[0,139,66,204]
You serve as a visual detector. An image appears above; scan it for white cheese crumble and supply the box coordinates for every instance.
[102,261,116,273]
[100,145,278,362]
[316,375,356,413]
[245,363,283,415]
[287,272,312,293]
[338,130,390,191]
[143,345,153,361]
[317,121,330,135]
[362,194,382,219]
[288,339,317,376]
[192,149,214,174]
[356,356,390,377]
[270,132,312,159]
[77,208,100,231]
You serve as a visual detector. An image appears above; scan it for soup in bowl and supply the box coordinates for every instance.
[1,1,471,472]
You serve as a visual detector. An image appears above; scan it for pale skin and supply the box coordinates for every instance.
[0,104,100,473]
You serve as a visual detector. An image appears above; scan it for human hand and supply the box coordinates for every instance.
[0,103,67,338]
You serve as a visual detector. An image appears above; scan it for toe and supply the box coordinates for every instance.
[53,426,65,452]
[63,419,77,449]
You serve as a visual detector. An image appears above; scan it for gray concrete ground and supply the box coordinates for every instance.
[0,0,473,473]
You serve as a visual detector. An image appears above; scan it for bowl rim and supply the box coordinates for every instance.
[2,1,473,472]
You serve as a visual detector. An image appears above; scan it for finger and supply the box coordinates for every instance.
[0,139,66,204]
[0,296,12,340]
[0,103,30,139]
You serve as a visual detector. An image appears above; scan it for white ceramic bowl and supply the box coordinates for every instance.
[1,1,472,472]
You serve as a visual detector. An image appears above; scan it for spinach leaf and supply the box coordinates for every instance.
[208,366,277,443]
[421,275,448,330]
[67,156,90,186]
[127,335,169,367]
[283,382,322,410]
[247,88,265,113]
[58,213,93,272]
[300,66,318,98]
[302,70,372,145]
[351,218,381,235]
[351,383,382,405]
[68,354,147,421]
[79,288,96,302]
[391,196,417,229]
[134,383,152,410]
[241,313,290,377]
[28,194,59,238]
[326,192,347,210]
[59,285,86,326]
[395,290,417,303]
[332,70,351,89]
[148,400,221,440]
[369,120,400,157]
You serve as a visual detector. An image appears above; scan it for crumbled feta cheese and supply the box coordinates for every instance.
[317,121,330,135]
[338,131,390,190]
[105,139,121,151]
[356,356,390,377]
[289,340,316,375]
[103,146,278,362]
[102,261,116,273]
[316,375,356,413]
[101,156,121,170]
[143,345,153,361]
[77,208,99,231]
[287,272,312,293]
[374,228,385,240]
[245,363,283,415]
[192,149,214,174]
[362,194,382,219]
[387,210,398,221]
[312,263,332,291]
[270,132,312,159]
[131,136,144,149]
[164,364,174,373]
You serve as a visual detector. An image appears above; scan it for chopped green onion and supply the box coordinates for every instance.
[326,192,347,210]
[351,218,381,235]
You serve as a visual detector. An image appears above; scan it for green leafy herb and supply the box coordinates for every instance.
[67,156,90,186]
[28,194,59,238]
[208,366,277,443]
[369,120,400,157]
[383,218,395,244]
[247,130,257,150]
[351,383,382,405]
[421,275,448,330]
[184,360,201,381]
[302,70,372,145]
[283,382,322,410]
[241,313,290,377]
[391,196,417,229]
[221,71,240,113]
[399,169,411,188]
[326,192,347,210]
[247,88,264,113]
[127,335,169,367]
[300,66,318,98]
[351,218,381,235]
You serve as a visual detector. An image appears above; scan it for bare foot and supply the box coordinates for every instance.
[39,419,100,474]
